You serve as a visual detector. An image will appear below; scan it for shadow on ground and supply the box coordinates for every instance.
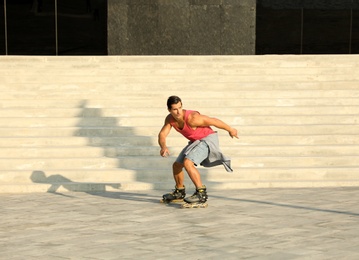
[211,194,359,217]
[30,170,162,204]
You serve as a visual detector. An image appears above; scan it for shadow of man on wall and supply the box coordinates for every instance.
[30,170,161,203]
[30,170,120,194]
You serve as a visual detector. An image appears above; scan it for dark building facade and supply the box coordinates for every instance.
[0,0,108,55]
[257,0,359,54]
[107,0,256,55]
[0,0,358,55]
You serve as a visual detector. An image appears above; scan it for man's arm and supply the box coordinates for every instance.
[158,115,172,157]
[188,112,238,139]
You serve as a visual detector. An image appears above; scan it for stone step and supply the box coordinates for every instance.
[1,57,358,68]
[0,82,346,90]
[2,171,359,193]
[1,155,359,170]
[2,67,358,81]
[3,179,359,193]
[2,90,359,99]
[1,56,358,68]
[1,134,359,147]
[0,125,359,137]
[0,145,358,158]
[0,170,137,183]
[1,97,358,108]
[1,106,359,118]
[0,115,357,127]
[209,180,359,190]
[0,182,159,193]
[2,81,359,92]
[0,54,357,63]
[2,167,359,185]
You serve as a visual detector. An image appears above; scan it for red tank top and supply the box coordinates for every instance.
[170,110,215,142]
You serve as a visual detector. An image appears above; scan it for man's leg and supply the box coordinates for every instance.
[173,161,185,188]
[181,141,209,204]
[182,141,208,188]
[183,158,208,204]
[183,158,203,188]
[162,161,186,202]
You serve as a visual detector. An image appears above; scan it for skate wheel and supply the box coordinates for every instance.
[160,198,184,204]
[181,202,208,209]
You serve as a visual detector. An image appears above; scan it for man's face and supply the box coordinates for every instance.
[169,102,183,120]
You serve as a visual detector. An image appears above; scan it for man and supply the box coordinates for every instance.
[158,95,238,205]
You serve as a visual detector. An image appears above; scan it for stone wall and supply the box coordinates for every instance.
[107,0,256,55]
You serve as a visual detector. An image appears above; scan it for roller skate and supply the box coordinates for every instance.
[160,186,186,204]
[181,185,208,208]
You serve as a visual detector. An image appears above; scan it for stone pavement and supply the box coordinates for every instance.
[1,187,359,260]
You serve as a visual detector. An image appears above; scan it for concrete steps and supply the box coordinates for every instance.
[1,97,358,108]
[0,120,357,132]
[2,167,359,184]
[1,154,359,169]
[0,55,359,193]
[1,106,359,117]
[0,145,357,158]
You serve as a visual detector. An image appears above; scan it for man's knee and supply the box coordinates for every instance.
[173,161,183,172]
[183,158,195,169]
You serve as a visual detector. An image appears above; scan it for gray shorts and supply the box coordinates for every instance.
[176,141,209,166]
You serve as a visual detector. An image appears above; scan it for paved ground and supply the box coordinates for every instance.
[1,187,359,260]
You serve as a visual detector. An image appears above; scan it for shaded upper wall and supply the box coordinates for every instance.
[107,0,256,55]
[259,0,359,10]
[256,0,359,55]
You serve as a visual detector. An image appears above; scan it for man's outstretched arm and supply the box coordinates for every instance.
[189,112,238,139]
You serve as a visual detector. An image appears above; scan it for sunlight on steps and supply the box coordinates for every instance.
[0,55,359,193]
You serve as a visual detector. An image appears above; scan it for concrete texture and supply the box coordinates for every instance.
[1,187,359,259]
[107,0,256,55]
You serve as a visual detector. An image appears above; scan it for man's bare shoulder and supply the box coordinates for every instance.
[188,110,200,119]
[187,111,207,126]
[189,110,207,118]
[164,114,174,123]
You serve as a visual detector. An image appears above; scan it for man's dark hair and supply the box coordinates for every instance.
[167,95,182,110]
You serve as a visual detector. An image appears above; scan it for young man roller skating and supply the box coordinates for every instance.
[158,96,238,208]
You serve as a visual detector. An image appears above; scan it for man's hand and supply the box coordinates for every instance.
[229,127,239,139]
[160,147,170,157]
